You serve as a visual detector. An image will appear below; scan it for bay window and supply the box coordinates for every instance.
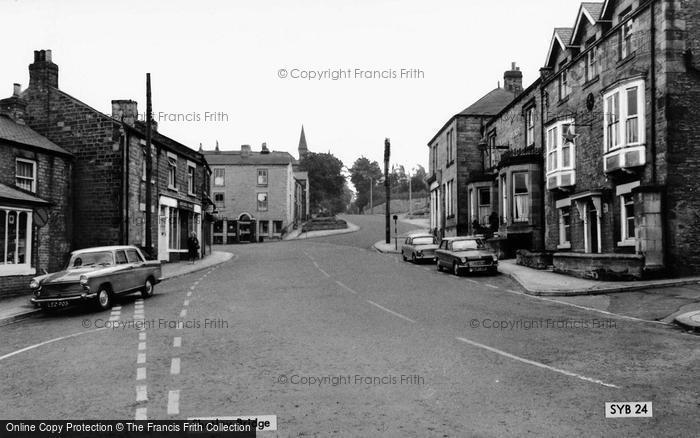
[512,172,529,223]
[604,79,645,151]
[546,119,575,173]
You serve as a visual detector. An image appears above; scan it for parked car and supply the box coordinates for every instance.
[435,236,498,275]
[401,234,438,263]
[30,246,162,311]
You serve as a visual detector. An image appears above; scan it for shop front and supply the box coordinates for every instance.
[157,196,202,262]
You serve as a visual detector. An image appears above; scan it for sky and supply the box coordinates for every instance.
[1,0,586,172]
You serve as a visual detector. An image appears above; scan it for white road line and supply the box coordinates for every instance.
[171,358,181,375]
[189,286,195,290]
[0,328,107,362]
[334,280,357,295]
[167,390,180,415]
[136,385,148,401]
[110,310,121,316]
[183,300,190,306]
[136,367,146,380]
[455,337,619,388]
[464,278,479,284]
[317,268,331,277]
[137,353,146,364]
[138,342,146,350]
[135,408,147,420]
[180,309,187,318]
[484,284,500,289]
[187,291,192,297]
[138,332,146,341]
[366,300,417,323]
[312,261,320,268]
[112,306,122,311]
[173,337,182,348]
[108,315,119,322]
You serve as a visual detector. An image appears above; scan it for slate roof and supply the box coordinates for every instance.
[582,2,604,20]
[203,150,296,166]
[0,115,71,156]
[554,28,574,47]
[0,182,50,205]
[459,87,517,116]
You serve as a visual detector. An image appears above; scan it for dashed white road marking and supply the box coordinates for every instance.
[464,278,479,284]
[136,367,146,380]
[334,280,357,294]
[180,309,187,318]
[317,268,331,277]
[484,284,500,289]
[455,336,619,388]
[187,291,192,297]
[135,408,147,420]
[136,385,148,402]
[167,390,180,415]
[170,358,181,375]
[189,285,195,291]
[183,299,190,306]
[137,353,146,364]
[366,300,417,324]
[173,337,182,348]
[138,342,146,351]
[138,332,146,341]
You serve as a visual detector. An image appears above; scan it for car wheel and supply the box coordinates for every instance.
[452,262,460,276]
[141,278,155,298]
[402,252,407,261]
[412,253,417,263]
[95,286,112,310]
[437,260,443,272]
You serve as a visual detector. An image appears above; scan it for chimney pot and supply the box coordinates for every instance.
[13,83,21,97]
[241,144,251,157]
[45,50,52,62]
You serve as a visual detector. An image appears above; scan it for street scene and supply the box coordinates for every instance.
[1,0,700,437]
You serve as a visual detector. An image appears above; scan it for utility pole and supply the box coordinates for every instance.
[369,177,373,214]
[145,73,153,253]
[384,138,391,244]
[408,171,412,217]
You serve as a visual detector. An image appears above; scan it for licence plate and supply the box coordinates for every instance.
[45,301,70,308]
[471,267,488,272]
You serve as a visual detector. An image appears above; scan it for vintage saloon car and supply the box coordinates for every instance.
[401,234,438,263]
[30,246,162,311]
[435,236,498,275]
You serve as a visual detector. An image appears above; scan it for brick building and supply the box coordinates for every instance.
[205,142,308,243]
[17,49,212,262]
[0,83,73,297]
[541,0,700,279]
[427,65,522,237]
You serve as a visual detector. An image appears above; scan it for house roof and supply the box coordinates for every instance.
[0,182,50,205]
[0,115,71,156]
[203,150,296,166]
[545,27,576,67]
[459,88,516,116]
[572,2,604,44]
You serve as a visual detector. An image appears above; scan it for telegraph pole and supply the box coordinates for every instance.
[384,138,391,244]
[145,73,153,252]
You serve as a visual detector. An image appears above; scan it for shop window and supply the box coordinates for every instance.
[273,220,283,234]
[0,208,32,275]
[260,220,269,236]
[168,207,179,249]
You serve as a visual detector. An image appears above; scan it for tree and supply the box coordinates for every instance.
[299,152,348,215]
[410,164,428,193]
[349,156,382,213]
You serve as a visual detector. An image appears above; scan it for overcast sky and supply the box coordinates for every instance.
[1,0,585,172]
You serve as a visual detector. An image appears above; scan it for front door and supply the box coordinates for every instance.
[588,203,599,253]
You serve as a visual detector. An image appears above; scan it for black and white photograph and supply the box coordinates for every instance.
[0,0,699,436]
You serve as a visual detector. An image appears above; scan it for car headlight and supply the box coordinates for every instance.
[79,274,89,286]
[492,255,498,261]
[29,279,40,289]
[460,257,467,264]
[417,251,423,256]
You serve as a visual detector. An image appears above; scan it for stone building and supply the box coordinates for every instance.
[427,65,523,237]
[541,0,700,279]
[205,142,308,243]
[0,83,73,297]
[17,49,212,262]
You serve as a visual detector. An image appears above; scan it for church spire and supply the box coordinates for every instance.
[298,125,308,157]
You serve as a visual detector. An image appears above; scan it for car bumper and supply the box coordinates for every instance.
[31,292,98,305]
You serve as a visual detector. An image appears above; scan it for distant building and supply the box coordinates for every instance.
[16,49,212,262]
[205,142,308,243]
[0,83,73,297]
[427,65,522,237]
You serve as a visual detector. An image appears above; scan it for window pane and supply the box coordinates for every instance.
[115,250,127,264]
[17,212,27,264]
[479,188,490,205]
[514,173,528,194]
[627,87,638,116]
[7,211,17,263]
[626,117,639,143]
[562,143,571,167]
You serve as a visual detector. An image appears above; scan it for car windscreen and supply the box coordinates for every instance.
[68,251,114,268]
[412,237,435,245]
[451,240,483,251]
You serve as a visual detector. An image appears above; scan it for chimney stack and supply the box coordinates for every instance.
[0,83,27,124]
[503,62,523,94]
[111,99,139,126]
[28,49,59,90]
[261,142,270,154]
[241,144,251,157]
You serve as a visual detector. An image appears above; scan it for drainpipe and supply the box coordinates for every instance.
[539,86,547,252]
[650,0,657,185]
[121,127,129,245]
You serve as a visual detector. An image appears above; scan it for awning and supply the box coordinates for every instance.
[0,182,50,206]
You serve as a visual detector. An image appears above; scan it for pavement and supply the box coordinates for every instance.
[1,214,699,435]
[0,251,233,327]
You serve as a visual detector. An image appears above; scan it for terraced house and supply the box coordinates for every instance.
[16,49,212,262]
[542,0,700,279]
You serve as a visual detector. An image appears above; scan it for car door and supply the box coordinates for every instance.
[437,240,448,266]
[402,237,411,256]
[113,250,134,293]
[126,248,148,291]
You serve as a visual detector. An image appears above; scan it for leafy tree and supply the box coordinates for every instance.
[299,152,348,214]
[410,164,428,193]
[349,156,383,213]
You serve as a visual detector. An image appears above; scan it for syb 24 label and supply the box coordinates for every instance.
[605,401,652,418]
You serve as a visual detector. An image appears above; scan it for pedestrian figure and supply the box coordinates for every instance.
[187,232,199,264]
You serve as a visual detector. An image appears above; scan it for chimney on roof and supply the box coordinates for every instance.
[261,142,270,154]
[215,140,220,153]
[198,142,203,152]
[28,49,59,90]
[111,99,138,126]
[503,62,523,94]
[0,83,28,124]
[241,144,251,157]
